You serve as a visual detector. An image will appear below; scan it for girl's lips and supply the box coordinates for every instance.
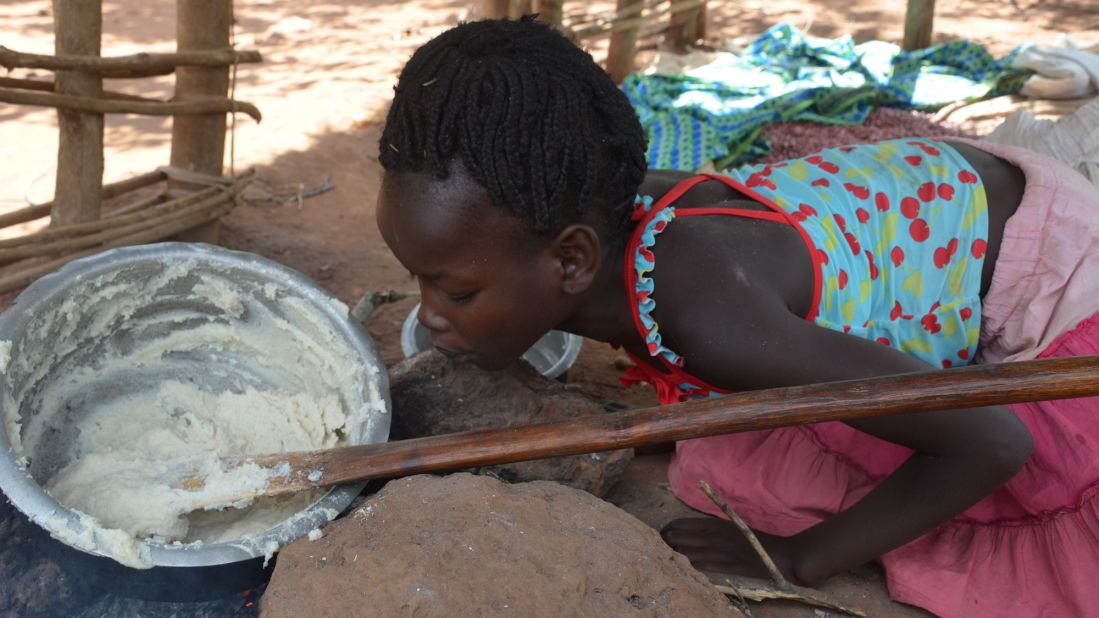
[434,346,470,361]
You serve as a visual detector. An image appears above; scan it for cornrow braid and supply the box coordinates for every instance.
[379,16,648,238]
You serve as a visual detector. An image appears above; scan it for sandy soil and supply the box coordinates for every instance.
[2,0,1094,615]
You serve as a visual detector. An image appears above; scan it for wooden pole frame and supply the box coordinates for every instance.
[534,0,563,25]
[51,0,104,226]
[0,86,262,122]
[509,0,534,19]
[0,1,265,296]
[606,0,643,83]
[667,0,706,52]
[903,0,936,51]
[482,0,510,19]
[169,0,234,244]
[0,172,253,295]
[0,170,165,230]
[571,0,704,40]
[0,45,261,78]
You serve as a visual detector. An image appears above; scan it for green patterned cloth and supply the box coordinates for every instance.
[622,24,1031,171]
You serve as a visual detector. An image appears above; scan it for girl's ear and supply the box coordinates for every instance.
[550,224,602,295]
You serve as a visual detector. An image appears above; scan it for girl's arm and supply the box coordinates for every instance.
[662,292,1034,584]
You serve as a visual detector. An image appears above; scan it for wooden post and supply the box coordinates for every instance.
[534,0,563,25]
[694,0,707,43]
[509,0,533,19]
[482,0,510,19]
[902,0,935,51]
[668,0,707,53]
[169,0,232,243]
[51,0,104,226]
[606,0,643,83]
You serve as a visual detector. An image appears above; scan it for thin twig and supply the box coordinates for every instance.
[243,176,335,206]
[698,480,790,591]
[698,481,867,617]
[722,577,754,617]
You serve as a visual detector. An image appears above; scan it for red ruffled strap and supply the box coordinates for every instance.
[619,362,702,405]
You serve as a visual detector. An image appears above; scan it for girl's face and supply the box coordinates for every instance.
[376,166,569,370]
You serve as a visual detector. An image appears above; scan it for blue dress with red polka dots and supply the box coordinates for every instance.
[624,138,988,403]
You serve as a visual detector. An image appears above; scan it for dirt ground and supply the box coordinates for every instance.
[2,0,1095,615]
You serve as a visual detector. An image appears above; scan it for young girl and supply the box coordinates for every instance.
[375,17,1099,617]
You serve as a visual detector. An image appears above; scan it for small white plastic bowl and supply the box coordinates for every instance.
[400,303,582,379]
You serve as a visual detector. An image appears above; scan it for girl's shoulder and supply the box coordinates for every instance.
[637,169,767,213]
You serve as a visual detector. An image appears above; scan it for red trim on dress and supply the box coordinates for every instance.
[623,174,826,400]
[681,207,789,223]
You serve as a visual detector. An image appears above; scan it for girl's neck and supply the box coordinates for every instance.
[556,241,640,347]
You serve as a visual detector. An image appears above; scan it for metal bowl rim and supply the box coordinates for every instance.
[399,302,582,378]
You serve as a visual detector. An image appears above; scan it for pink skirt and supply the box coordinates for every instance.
[669,142,1099,618]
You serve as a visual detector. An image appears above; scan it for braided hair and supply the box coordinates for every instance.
[379,16,647,239]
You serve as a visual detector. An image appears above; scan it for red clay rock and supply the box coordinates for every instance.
[387,351,632,497]
[262,473,739,617]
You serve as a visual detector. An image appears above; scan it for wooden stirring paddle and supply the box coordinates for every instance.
[178,355,1099,507]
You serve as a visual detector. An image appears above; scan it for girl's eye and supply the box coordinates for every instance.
[447,291,476,305]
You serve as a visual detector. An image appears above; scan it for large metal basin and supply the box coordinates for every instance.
[0,243,391,569]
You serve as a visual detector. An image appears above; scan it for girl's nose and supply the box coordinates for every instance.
[417,301,450,334]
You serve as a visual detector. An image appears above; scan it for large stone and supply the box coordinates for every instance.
[387,351,632,497]
[262,473,739,617]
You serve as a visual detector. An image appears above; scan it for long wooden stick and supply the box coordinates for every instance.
[0,45,261,78]
[185,355,1099,505]
[0,87,262,122]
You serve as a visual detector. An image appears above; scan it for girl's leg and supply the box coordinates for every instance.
[661,405,1033,584]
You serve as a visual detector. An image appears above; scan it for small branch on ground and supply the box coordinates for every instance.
[350,290,421,323]
[698,480,789,590]
[698,480,867,617]
[710,576,866,617]
[243,176,335,207]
